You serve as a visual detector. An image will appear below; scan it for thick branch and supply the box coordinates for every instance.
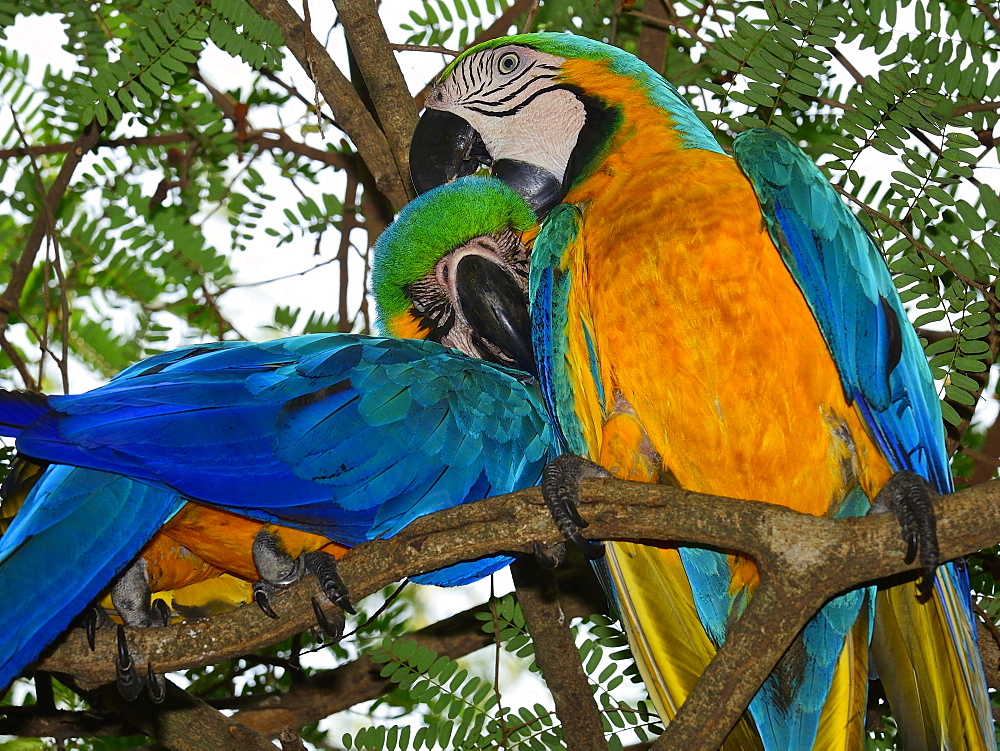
[2,575,603,740]
[246,0,408,208]
[34,479,1000,697]
[333,0,418,200]
[69,679,276,751]
[510,558,606,749]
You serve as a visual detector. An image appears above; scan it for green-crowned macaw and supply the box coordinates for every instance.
[409,33,995,749]
[0,177,554,697]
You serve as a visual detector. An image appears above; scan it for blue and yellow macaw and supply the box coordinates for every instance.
[0,177,554,695]
[409,33,996,748]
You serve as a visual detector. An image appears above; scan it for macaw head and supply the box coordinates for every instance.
[409,33,718,216]
[371,176,538,375]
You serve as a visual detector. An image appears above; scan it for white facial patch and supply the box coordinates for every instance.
[426,46,585,184]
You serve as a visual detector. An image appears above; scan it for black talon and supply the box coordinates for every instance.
[532,541,566,569]
[870,470,939,596]
[84,605,110,651]
[311,596,345,640]
[146,663,166,704]
[254,583,280,619]
[87,613,97,651]
[115,626,143,702]
[303,551,356,615]
[150,598,171,628]
[541,454,608,561]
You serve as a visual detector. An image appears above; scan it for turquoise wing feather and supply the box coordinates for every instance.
[734,127,995,748]
[0,333,556,691]
[10,335,553,547]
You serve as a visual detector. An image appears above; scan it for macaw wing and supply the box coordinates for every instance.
[7,334,555,584]
[733,128,948,491]
[734,128,994,748]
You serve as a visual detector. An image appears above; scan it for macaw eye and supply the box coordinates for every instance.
[498,52,519,74]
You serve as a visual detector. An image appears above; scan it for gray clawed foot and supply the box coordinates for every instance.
[115,625,142,702]
[252,530,306,619]
[532,541,567,569]
[114,626,166,703]
[870,470,939,597]
[540,454,608,562]
[302,550,356,615]
[111,558,169,702]
[252,530,354,637]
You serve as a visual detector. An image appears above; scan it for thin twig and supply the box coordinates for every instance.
[392,43,461,56]
[973,0,1000,38]
[0,119,101,391]
[520,0,541,33]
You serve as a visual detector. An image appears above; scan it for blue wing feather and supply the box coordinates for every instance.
[0,466,183,692]
[0,334,556,689]
[734,127,994,746]
[6,335,554,546]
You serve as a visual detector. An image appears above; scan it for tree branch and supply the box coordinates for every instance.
[68,678,277,751]
[246,0,408,208]
[0,119,102,392]
[4,569,604,740]
[29,476,1000,745]
[510,558,606,749]
[333,0,418,201]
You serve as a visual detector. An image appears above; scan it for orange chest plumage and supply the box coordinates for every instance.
[558,127,893,518]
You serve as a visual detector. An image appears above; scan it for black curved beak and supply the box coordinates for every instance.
[455,255,536,377]
[411,110,565,218]
[410,110,491,195]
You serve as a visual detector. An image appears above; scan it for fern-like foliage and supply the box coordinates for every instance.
[339,595,660,749]
[401,0,506,48]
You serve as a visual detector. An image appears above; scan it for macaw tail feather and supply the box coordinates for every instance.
[604,540,765,749]
[0,465,182,691]
[872,563,995,751]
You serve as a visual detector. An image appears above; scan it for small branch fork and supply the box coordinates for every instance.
[30,476,1000,745]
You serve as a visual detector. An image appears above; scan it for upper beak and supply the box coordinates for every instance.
[410,110,490,195]
[455,255,536,377]
[411,110,565,218]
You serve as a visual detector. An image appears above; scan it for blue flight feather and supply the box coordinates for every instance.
[734,127,994,744]
[0,333,556,688]
[0,466,183,692]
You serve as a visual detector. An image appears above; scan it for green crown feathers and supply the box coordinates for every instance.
[371,176,537,326]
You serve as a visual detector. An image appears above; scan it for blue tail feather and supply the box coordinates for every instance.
[0,465,182,690]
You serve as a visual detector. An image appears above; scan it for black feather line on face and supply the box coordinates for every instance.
[405,277,456,341]
[562,87,621,191]
[465,83,569,118]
